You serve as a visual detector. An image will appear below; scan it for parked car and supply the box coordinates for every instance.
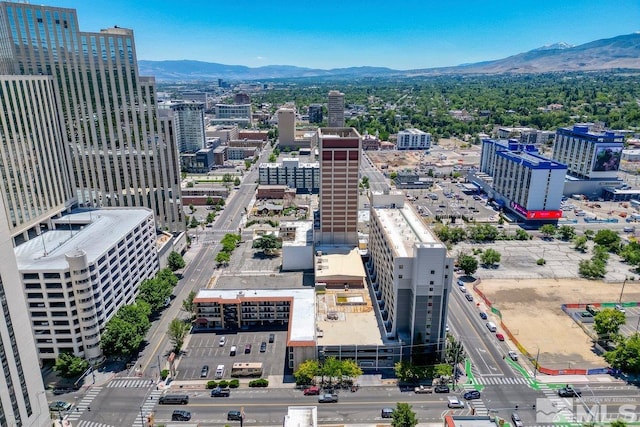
[260,341,267,352]
[508,351,518,361]
[219,336,226,347]
[268,333,275,343]
[227,410,243,421]
[479,312,488,320]
[244,343,252,354]
[414,385,433,394]
[230,345,237,356]
[496,333,505,341]
[200,365,209,378]
[615,304,626,313]
[52,387,74,395]
[434,384,450,393]
[381,407,394,418]
[465,294,474,302]
[318,393,339,403]
[459,286,467,293]
[303,386,320,396]
[210,387,231,397]
[558,386,582,397]
[464,390,481,400]
[511,412,524,427]
[171,410,191,421]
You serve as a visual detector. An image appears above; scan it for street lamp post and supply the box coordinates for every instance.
[140,406,145,427]
[533,346,540,380]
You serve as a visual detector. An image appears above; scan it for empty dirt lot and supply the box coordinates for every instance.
[477,278,640,370]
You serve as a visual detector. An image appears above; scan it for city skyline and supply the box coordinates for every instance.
[48,0,640,70]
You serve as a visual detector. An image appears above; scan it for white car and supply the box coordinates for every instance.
[459,286,467,293]
[219,336,226,347]
[615,304,626,313]
[508,351,518,361]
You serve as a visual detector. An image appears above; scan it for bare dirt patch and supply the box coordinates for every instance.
[477,278,640,369]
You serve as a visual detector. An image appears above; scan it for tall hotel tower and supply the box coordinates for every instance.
[327,90,345,128]
[0,1,183,231]
[317,128,361,245]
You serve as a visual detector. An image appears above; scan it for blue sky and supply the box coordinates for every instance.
[52,0,640,70]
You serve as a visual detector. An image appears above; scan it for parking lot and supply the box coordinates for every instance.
[179,329,289,380]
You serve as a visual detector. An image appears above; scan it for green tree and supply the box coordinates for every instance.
[467,224,498,242]
[268,153,277,162]
[244,160,252,170]
[137,277,173,312]
[604,333,640,374]
[101,317,144,356]
[206,196,215,206]
[594,308,626,340]
[222,173,233,183]
[584,229,595,240]
[557,225,576,241]
[167,318,191,352]
[54,353,89,379]
[514,229,531,240]
[593,229,621,252]
[574,235,588,252]
[189,216,200,228]
[457,254,478,275]
[340,359,363,381]
[188,203,196,214]
[252,234,282,255]
[157,267,179,287]
[294,359,320,385]
[539,224,557,239]
[115,302,151,336]
[578,258,607,279]
[480,248,501,267]
[182,290,197,319]
[206,212,216,223]
[215,251,230,266]
[167,251,186,271]
[394,361,421,384]
[320,357,343,384]
[234,177,241,186]
[391,402,419,427]
[610,420,628,427]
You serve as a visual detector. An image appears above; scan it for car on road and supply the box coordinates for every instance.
[465,294,474,302]
[447,396,464,408]
[260,341,267,352]
[558,386,582,397]
[52,387,75,395]
[414,385,433,394]
[459,286,467,293]
[457,279,464,286]
[479,312,487,320]
[200,365,209,378]
[268,333,275,343]
[434,384,450,393]
[463,390,481,400]
[49,401,72,412]
[318,393,339,403]
[496,333,505,341]
[381,408,394,418]
[219,336,226,346]
[171,410,191,421]
[303,386,320,396]
[210,387,231,397]
[511,412,524,427]
[615,304,626,313]
[227,410,243,421]
[508,351,518,361]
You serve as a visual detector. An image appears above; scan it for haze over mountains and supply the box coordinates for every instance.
[139,33,640,81]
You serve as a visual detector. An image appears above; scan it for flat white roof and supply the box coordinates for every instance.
[194,288,316,343]
[16,208,153,271]
[374,204,443,258]
[281,221,313,246]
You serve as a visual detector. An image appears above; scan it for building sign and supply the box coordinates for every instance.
[592,146,622,172]
[510,201,561,219]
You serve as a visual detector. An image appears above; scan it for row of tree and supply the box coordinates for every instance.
[293,357,363,386]
[215,233,242,266]
[592,308,640,374]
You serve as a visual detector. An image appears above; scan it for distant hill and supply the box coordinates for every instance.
[139,33,640,81]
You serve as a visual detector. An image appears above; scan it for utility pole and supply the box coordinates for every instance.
[533,347,540,380]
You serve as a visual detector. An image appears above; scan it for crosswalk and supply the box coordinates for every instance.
[66,386,102,422]
[475,376,532,385]
[73,421,115,427]
[131,389,163,427]
[106,378,155,388]
[461,384,488,416]
[537,383,575,424]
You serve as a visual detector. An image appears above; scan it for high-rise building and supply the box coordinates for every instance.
[308,104,323,124]
[397,128,432,150]
[159,101,206,153]
[0,1,184,231]
[318,128,361,245]
[367,193,452,357]
[327,91,345,127]
[278,107,296,147]
[212,104,252,127]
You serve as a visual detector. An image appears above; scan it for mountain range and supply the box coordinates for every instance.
[138,33,640,82]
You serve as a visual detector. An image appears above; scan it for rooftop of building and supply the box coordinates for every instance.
[399,128,431,135]
[281,221,313,246]
[283,406,317,427]
[318,127,360,138]
[371,196,443,258]
[15,208,153,271]
[558,124,625,142]
[315,247,366,281]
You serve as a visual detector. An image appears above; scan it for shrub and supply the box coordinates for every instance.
[229,379,240,388]
[206,380,218,389]
[248,378,269,387]
[218,380,229,388]
[536,258,546,265]
[160,369,170,380]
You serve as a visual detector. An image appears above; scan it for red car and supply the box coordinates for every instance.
[303,386,320,396]
[496,333,505,341]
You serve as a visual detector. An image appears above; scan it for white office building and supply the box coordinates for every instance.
[397,129,432,150]
[17,209,158,365]
[258,159,320,193]
[212,104,252,127]
[366,193,451,357]
[159,101,206,153]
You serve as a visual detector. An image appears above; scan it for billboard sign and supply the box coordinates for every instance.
[510,201,562,219]
[592,146,622,172]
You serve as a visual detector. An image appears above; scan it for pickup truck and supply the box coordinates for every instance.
[318,393,339,403]
[414,385,433,394]
[210,387,231,397]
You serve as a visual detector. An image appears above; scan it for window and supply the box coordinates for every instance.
[430,270,435,274]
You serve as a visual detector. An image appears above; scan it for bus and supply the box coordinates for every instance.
[230,362,263,377]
